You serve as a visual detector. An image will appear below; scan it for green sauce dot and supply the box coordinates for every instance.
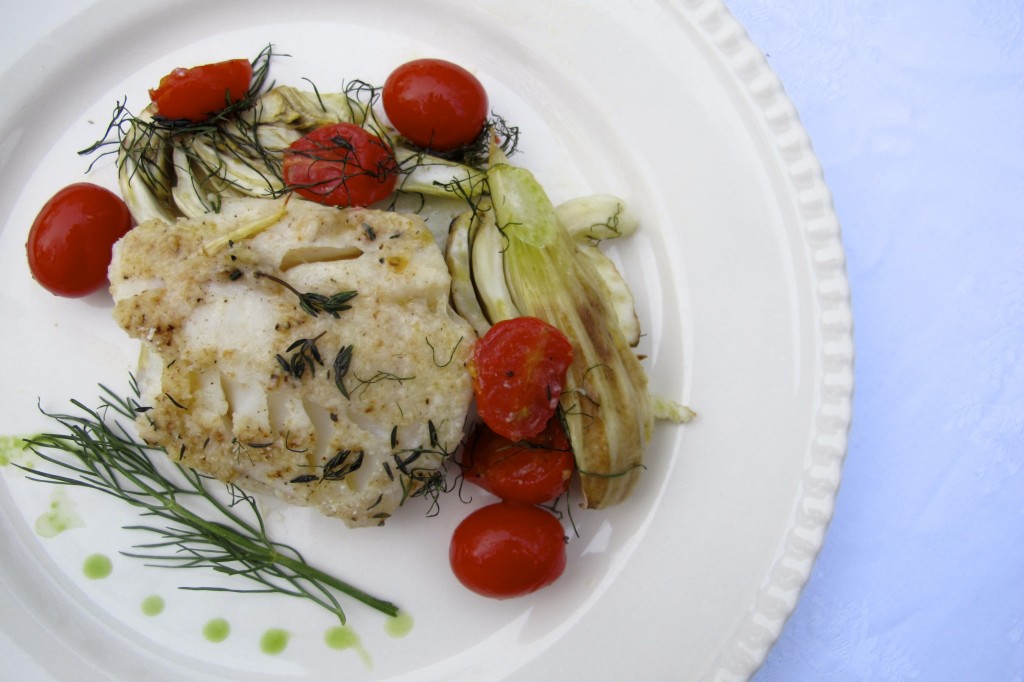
[260,628,290,655]
[203,618,230,643]
[325,626,371,666]
[0,436,16,466]
[141,595,165,616]
[0,435,36,468]
[384,611,414,638]
[35,489,83,538]
[82,553,112,580]
[325,625,360,650]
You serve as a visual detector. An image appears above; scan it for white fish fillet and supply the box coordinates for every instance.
[109,197,477,527]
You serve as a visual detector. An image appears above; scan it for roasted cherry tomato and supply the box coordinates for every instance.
[26,183,133,297]
[449,502,566,599]
[283,122,399,207]
[470,316,574,441]
[464,419,574,505]
[382,58,488,152]
[149,58,253,122]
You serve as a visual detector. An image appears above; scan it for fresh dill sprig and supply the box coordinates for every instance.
[426,336,463,368]
[18,384,399,623]
[350,370,414,399]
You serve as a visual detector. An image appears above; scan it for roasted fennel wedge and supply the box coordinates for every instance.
[108,65,484,223]
[480,153,655,508]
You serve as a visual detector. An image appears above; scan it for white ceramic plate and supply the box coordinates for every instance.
[0,1,852,680]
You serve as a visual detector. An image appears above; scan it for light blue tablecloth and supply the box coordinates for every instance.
[723,2,1024,680]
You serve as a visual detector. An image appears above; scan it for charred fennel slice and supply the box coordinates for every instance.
[446,147,693,509]
[92,45,490,226]
[112,83,486,225]
[20,385,398,623]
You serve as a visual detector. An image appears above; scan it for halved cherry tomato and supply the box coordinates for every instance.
[283,122,399,207]
[449,502,566,599]
[26,183,133,297]
[149,58,253,122]
[464,419,574,505]
[382,58,488,152]
[469,316,574,442]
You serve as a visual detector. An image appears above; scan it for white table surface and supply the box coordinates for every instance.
[2,1,1021,680]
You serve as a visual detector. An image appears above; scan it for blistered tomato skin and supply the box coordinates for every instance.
[382,58,489,152]
[449,502,567,599]
[26,183,133,297]
[464,420,575,505]
[283,122,399,207]
[470,316,575,442]
[149,58,253,123]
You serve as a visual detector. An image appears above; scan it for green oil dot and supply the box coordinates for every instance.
[0,435,38,469]
[35,489,83,538]
[82,553,112,580]
[141,595,165,617]
[384,611,414,638]
[0,436,18,466]
[325,625,371,667]
[260,628,290,655]
[203,618,230,643]
[325,625,359,650]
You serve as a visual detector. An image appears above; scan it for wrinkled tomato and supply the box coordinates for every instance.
[149,58,253,122]
[26,183,133,297]
[449,502,566,599]
[283,122,399,207]
[469,316,574,441]
[382,58,489,152]
[464,419,574,505]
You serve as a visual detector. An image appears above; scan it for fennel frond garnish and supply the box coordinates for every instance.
[19,384,399,623]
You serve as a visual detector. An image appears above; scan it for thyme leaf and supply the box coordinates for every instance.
[255,271,357,318]
[323,449,364,481]
[288,449,364,485]
[333,345,354,399]
[277,332,326,380]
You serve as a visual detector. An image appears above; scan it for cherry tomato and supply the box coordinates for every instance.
[469,316,574,442]
[283,122,399,207]
[449,502,566,599]
[382,58,489,152]
[149,58,253,123]
[464,419,574,505]
[26,183,133,297]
